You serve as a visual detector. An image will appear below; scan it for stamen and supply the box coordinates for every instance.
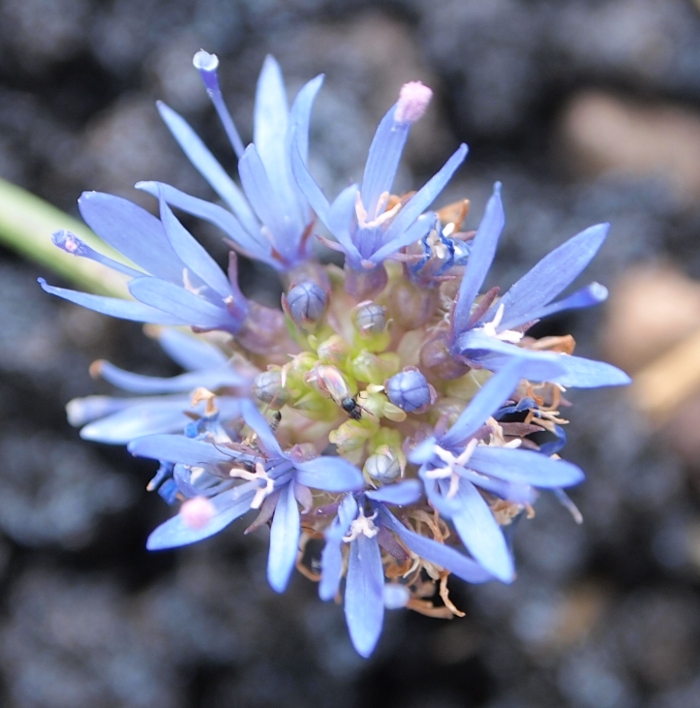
[343,509,379,542]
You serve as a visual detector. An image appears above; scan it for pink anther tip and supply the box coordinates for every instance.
[394,81,433,124]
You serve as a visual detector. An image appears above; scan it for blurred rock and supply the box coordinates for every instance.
[559,91,700,205]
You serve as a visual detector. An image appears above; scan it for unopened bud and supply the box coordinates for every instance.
[253,369,289,408]
[364,449,402,482]
[386,368,435,414]
[420,335,471,380]
[354,302,387,337]
[284,281,327,328]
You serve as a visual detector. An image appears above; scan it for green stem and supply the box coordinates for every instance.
[0,178,129,296]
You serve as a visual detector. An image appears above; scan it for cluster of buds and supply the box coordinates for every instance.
[42,52,629,657]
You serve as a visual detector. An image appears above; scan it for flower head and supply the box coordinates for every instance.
[43,54,631,658]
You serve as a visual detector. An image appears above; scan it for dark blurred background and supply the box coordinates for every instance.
[2,0,700,706]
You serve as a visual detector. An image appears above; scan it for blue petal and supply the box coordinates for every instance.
[319,537,343,601]
[39,279,184,325]
[155,327,228,371]
[79,398,195,443]
[370,212,435,265]
[378,508,492,583]
[365,480,422,505]
[137,181,271,263]
[441,359,527,448]
[520,282,608,324]
[492,223,610,330]
[146,486,255,550]
[361,105,410,218]
[345,534,385,658]
[295,457,364,492]
[158,195,233,298]
[96,360,245,393]
[450,479,514,582]
[288,74,324,170]
[267,482,300,593]
[455,330,569,383]
[127,277,238,331]
[375,144,468,263]
[239,400,284,458]
[78,191,184,283]
[128,434,235,466]
[157,101,259,235]
[290,136,331,226]
[469,446,585,488]
[66,394,147,427]
[254,56,289,183]
[550,354,632,388]
[239,144,299,258]
[326,184,363,264]
[452,182,504,334]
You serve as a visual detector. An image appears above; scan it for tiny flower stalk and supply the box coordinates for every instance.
[41,53,632,659]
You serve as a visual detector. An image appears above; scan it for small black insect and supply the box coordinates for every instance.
[340,396,363,421]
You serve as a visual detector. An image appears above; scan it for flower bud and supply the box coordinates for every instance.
[252,369,289,408]
[354,302,387,337]
[317,335,350,366]
[386,368,436,414]
[283,281,327,328]
[419,334,471,380]
[364,447,402,482]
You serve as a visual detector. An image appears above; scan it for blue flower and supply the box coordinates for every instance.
[291,81,468,273]
[139,52,323,272]
[410,360,585,581]
[129,400,364,594]
[318,482,491,657]
[449,183,631,388]
[40,191,249,333]
[66,328,248,444]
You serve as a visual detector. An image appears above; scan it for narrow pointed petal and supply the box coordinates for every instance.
[453,183,504,334]
[376,144,468,262]
[326,184,363,264]
[365,480,422,506]
[469,446,585,488]
[267,482,300,593]
[158,196,233,298]
[450,480,514,582]
[551,354,632,388]
[254,56,289,174]
[238,144,297,252]
[345,534,385,657]
[361,105,410,217]
[237,399,285,458]
[157,102,259,234]
[370,212,435,265]
[290,137,331,226]
[96,360,245,393]
[80,399,195,443]
[441,359,526,448]
[288,74,324,167]
[518,282,608,324]
[493,223,610,330]
[128,434,235,466]
[39,279,184,325]
[319,538,343,601]
[127,277,238,331]
[378,508,492,583]
[455,330,569,383]
[295,457,364,492]
[154,328,228,371]
[147,487,254,550]
[137,181,271,262]
[78,191,184,283]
